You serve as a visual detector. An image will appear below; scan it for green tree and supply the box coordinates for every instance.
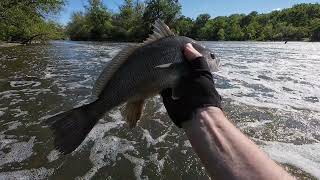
[225,14,244,40]
[66,12,90,41]
[244,23,258,40]
[260,23,273,40]
[64,2,320,42]
[0,0,65,43]
[86,0,112,40]
[217,29,225,40]
[272,22,287,40]
[311,25,320,41]
[310,19,320,41]
[191,13,211,39]
[112,0,145,41]
[174,16,194,36]
[210,16,227,40]
[126,1,146,41]
[198,19,215,40]
[143,0,181,28]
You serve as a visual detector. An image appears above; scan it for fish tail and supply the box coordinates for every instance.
[45,100,104,154]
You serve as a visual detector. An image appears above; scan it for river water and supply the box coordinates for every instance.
[0,41,319,179]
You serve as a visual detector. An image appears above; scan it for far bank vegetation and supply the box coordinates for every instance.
[1,0,320,44]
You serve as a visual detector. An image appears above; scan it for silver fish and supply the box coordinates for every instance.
[46,20,220,154]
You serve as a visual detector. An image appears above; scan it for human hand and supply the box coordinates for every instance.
[183,43,203,61]
[160,43,221,127]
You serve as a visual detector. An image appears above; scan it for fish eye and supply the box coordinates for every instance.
[210,53,215,59]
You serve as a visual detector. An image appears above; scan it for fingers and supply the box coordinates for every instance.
[183,43,203,61]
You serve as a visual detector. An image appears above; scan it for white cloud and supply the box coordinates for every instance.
[272,8,282,11]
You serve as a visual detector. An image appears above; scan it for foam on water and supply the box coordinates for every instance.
[207,42,320,178]
[148,153,165,173]
[11,108,28,118]
[262,141,320,178]
[183,140,192,148]
[142,128,171,148]
[47,150,60,162]
[155,103,166,115]
[1,41,319,179]
[0,136,35,166]
[6,121,23,130]
[0,167,54,180]
[0,90,19,99]
[238,119,273,129]
[123,154,147,180]
[81,136,137,180]
[74,108,134,179]
[208,42,320,112]
[9,81,41,88]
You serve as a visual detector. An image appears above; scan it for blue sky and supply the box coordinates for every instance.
[57,0,320,25]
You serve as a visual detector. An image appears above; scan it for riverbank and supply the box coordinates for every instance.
[65,39,319,44]
[0,41,50,48]
[0,42,22,48]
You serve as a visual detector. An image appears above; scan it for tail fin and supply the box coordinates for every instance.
[45,101,103,154]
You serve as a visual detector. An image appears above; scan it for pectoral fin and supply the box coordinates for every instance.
[154,62,182,70]
[125,99,145,128]
[154,63,174,69]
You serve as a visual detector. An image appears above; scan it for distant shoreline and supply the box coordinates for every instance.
[60,39,318,43]
[1,40,318,49]
[0,41,52,48]
[0,42,22,48]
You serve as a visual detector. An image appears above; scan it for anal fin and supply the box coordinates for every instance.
[125,99,145,128]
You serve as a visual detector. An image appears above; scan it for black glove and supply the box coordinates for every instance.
[160,57,221,128]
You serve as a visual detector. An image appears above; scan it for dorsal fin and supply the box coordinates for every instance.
[141,19,175,45]
[93,45,138,97]
[93,20,174,97]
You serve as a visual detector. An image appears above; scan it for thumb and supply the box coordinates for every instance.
[183,43,203,61]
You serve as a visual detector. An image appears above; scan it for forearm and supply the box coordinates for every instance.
[182,107,294,180]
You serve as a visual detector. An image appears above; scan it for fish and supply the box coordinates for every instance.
[45,20,220,154]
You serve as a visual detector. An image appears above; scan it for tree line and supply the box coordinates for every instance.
[0,0,66,44]
[1,0,320,43]
[66,0,320,42]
